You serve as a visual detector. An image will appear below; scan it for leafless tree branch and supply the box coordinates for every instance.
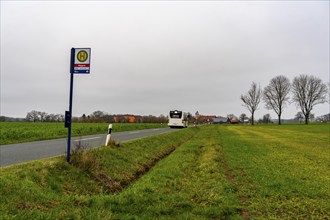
[292,75,328,124]
[263,75,291,125]
[241,82,262,125]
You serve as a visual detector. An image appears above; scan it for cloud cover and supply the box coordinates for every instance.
[1,1,329,119]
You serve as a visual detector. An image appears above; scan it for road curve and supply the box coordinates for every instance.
[0,127,175,167]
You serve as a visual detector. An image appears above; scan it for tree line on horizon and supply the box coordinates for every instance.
[2,110,168,123]
[241,74,329,125]
[1,110,329,124]
[74,111,168,123]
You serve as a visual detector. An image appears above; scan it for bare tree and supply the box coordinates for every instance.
[263,75,291,125]
[316,113,330,123]
[292,75,328,124]
[45,114,55,122]
[195,111,200,124]
[91,110,105,118]
[25,110,40,122]
[239,113,248,123]
[38,111,47,122]
[309,113,315,122]
[90,110,106,122]
[241,82,262,125]
[295,111,304,123]
[227,114,237,120]
[262,114,272,124]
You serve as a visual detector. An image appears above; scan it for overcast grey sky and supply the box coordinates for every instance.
[1,1,329,119]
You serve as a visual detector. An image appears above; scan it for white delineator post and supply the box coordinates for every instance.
[105,124,113,146]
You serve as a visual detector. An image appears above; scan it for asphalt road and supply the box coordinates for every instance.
[0,127,174,167]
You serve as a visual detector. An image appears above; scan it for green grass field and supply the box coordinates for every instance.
[1,124,329,219]
[0,122,166,145]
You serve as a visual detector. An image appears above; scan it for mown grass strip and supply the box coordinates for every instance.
[92,125,241,219]
[0,122,165,145]
[220,124,330,219]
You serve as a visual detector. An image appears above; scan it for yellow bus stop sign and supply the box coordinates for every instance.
[77,50,88,62]
[71,48,91,74]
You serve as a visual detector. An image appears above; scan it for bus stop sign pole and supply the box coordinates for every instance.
[66,47,91,163]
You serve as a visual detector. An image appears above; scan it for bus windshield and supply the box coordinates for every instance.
[169,111,182,119]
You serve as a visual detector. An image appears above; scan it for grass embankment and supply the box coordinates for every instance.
[1,124,329,219]
[0,122,165,145]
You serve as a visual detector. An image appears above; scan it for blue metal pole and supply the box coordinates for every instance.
[67,48,76,163]
[67,72,74,163]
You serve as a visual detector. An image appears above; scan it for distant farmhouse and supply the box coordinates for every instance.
[113,115,143,123]
[196,115,216,124]
[212,117,242,124]
[212,117,230,124]
[197,116,240,124]
[229,119,240,124]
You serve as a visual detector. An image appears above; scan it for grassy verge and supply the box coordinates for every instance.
[0,122,165,145]
[0,127,199,219]
[220,124,330,219]
[1,124,329,219]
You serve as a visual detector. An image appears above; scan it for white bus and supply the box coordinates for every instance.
[168,110,188,128]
